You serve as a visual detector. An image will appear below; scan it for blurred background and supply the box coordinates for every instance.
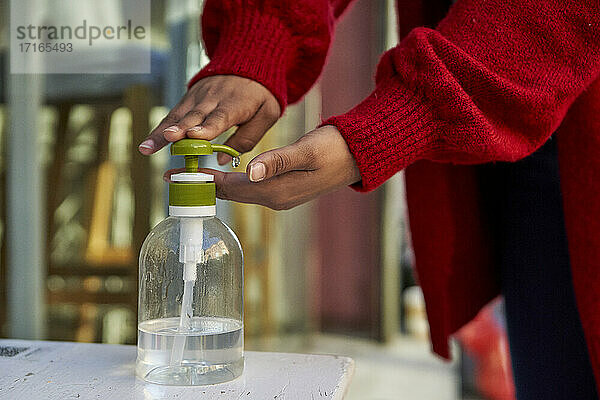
[0,0,515,398]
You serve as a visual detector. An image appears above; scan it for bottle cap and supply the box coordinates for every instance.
[168,139,240,214]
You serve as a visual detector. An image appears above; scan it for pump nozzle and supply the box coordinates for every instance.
[171,139,241,172]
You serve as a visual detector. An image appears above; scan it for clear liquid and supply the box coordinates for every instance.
[136,316,244,385]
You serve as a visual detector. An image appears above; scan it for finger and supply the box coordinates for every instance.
[246,141,315,183]
[216,105,278,165]
[199,102,251,142]
[138,100,193,154]
[175,102,217,138]
[212,169,320,210]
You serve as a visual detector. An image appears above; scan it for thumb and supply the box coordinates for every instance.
[247,141,314,182]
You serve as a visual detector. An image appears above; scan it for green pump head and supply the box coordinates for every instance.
[168,139,240,214]
[171,139,241,172]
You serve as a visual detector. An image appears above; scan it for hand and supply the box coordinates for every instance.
[138,75,281,164]
[173,125,361,210]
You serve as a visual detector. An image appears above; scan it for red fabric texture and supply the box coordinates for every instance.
[192,0,600,390]
[405,161,498,358]
[557,77,600,389]
[326,0,600,191]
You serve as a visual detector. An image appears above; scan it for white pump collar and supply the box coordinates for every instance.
[171,172,214,183]
[169,205,216,217]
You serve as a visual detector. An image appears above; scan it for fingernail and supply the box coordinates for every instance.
[249,162,266,182]
[138,139,154,154]
[217,153,231,165]
[163,125,180,134]
[186,126,202,135]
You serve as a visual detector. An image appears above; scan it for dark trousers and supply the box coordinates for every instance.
[478,138,598,399]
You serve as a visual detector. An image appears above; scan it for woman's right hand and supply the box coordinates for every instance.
[138,75,281,165]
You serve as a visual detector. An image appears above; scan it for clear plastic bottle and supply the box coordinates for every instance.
[136,139,243,385]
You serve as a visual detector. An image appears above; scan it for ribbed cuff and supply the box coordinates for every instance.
[322,80,440,192]
[188,10,292,113]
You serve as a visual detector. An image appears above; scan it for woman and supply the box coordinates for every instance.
[139,0,600,397]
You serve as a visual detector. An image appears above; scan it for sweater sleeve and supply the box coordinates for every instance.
[188,0,355,113]
[323,0,600,191]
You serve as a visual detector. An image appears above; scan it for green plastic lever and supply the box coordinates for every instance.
[170,139,241,172]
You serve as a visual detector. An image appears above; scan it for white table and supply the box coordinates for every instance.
[0,339,354,400]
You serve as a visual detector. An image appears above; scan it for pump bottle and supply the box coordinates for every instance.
[136,139,243,385]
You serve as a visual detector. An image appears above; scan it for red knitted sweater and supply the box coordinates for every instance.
[190,0,600,390]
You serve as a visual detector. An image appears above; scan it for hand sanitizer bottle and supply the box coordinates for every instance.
[136,139,243,385]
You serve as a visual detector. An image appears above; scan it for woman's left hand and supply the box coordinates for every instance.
[165,125,361,210]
